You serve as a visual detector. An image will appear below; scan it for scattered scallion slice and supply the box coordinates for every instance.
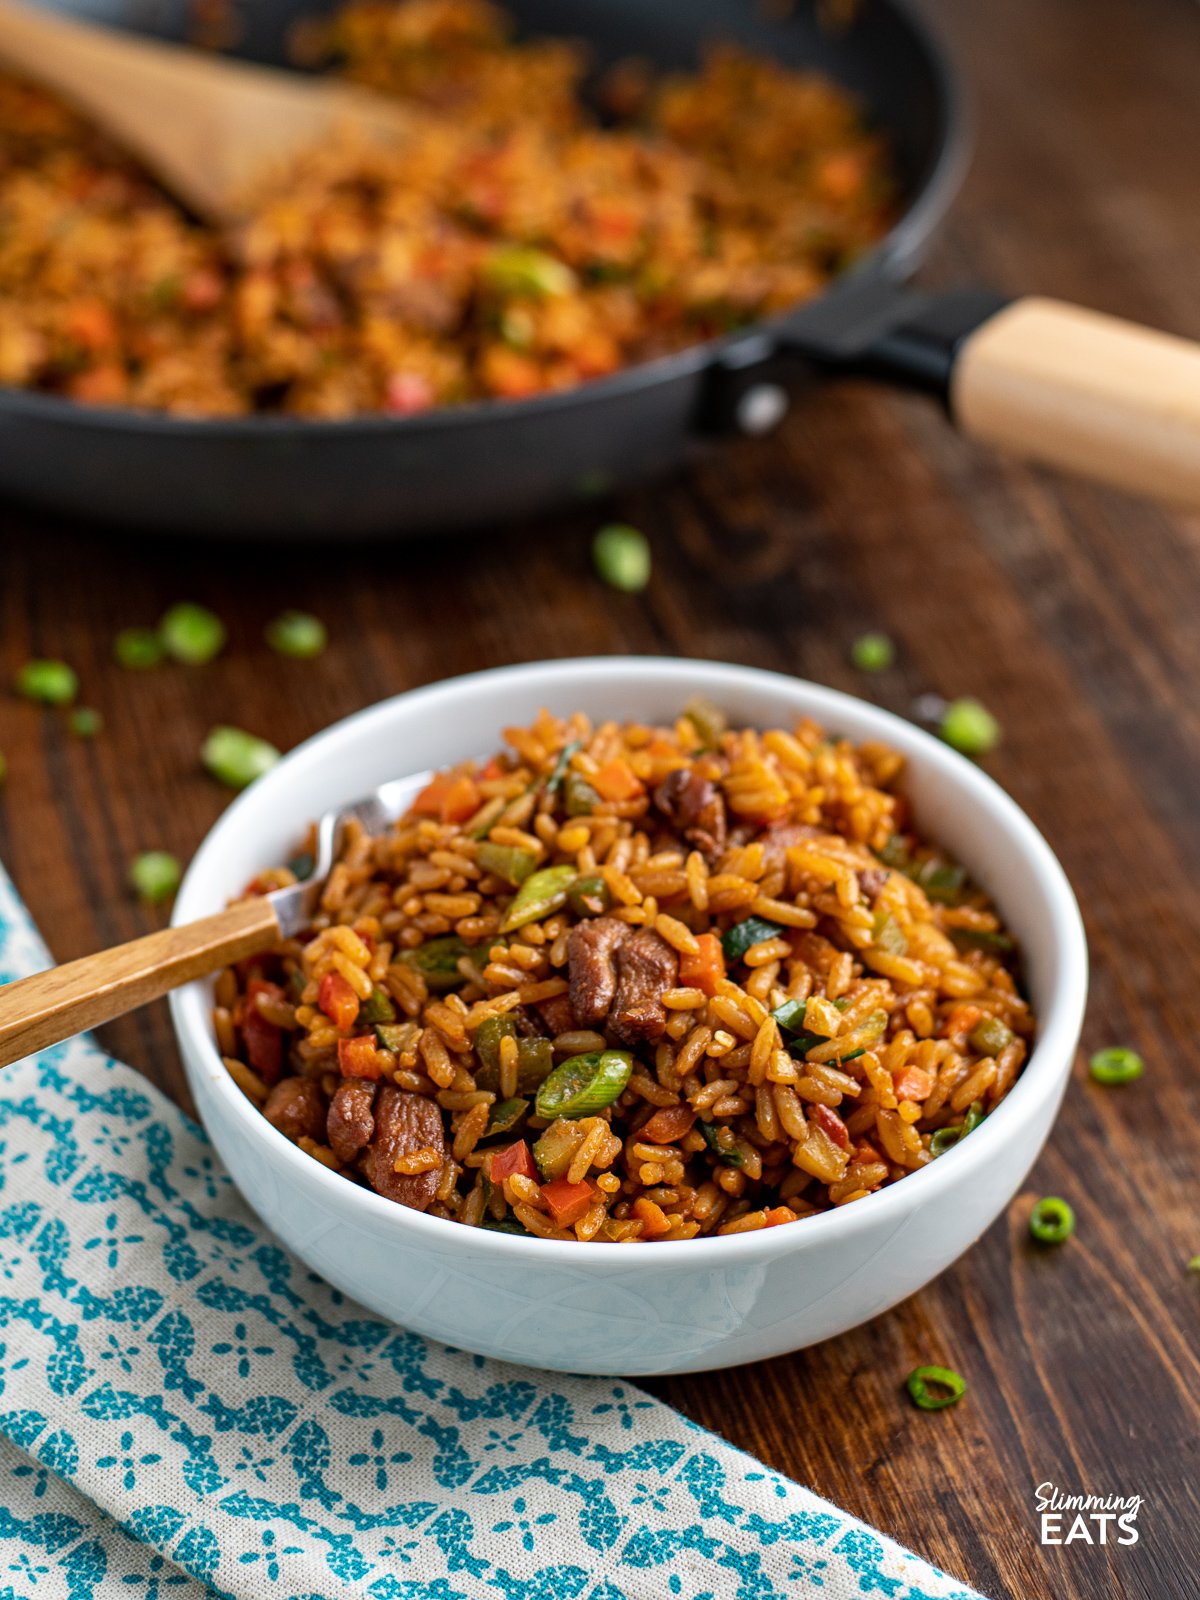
[265,610,327,660]
[593,524,651,593]
[399,934,474,992]
[128,850,181,905]
[544,739,582,795]
[500,864,576,933]
[201,725,280,790]
[850,632,895,672]
[940,697,1000,757]
[535,1049,633,1120]
[1029,1195,1075,1245]
[906,1365,966,1411]
[114,627,164,670]
[16,659,77,706]
[160,601,225,665]
[1088,1046,1144,1086]
[360,987,396,1026]
[929,1102,985,1157]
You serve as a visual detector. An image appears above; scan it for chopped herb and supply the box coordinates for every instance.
[940,697,1000,757]
[1029,1195,1075,1245]
[699,1120,744,1167]
[535,1050,633,1119]
[128,850,181,905]
[114,627,164,670]
[906,1365,966,1411]
[878,834,910,869]
[265,610,327,660]
[593,524,651,593]
[160,601,226,665]
[850,632,895,672]
[771,998,809,1034]
[69,707,102,738]
[1089,1046,1144,1086]
[16,659,77,706]
[722,916,785,963]
[201,725,280,790]
[479,1216,529,1234]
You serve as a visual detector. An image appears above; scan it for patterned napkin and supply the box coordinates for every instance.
[0,865,985,1600]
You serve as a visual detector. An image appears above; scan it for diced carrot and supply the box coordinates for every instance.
[892,1066,935,1102]
[479,757,505,782]
[411,773,480,824]
[482,346,543,399]
[318,971,360,1031]
[639,1104,697,1145]
[338,1035,384,1080]
[810,1103,850,1151]
[592,758,645,803]
[66,300,117,352]
[940,1003,983,1041]
[542,1176,594,1229]
[487,1140,537,1186]
[632,1196,672,1238]
[678,932,726,997]
[763,1206,800,1227]
[815,150,868,203]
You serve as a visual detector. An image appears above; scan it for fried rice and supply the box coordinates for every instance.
[0,0,892,416]
[216,702,1034,1243]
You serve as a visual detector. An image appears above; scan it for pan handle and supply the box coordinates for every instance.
[860,292,1200,508]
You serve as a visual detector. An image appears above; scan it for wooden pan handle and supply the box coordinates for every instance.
[0,896,280,1070]
[952,296,1200,506]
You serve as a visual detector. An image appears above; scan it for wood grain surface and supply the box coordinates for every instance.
[0,1,1197,1595]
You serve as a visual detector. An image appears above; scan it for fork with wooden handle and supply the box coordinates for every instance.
[0,773,429,1070]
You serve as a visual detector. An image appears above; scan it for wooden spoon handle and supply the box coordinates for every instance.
[0,896,281,1069]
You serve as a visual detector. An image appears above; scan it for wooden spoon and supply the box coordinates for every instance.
[0,0,418,221]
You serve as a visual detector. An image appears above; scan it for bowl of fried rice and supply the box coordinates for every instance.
[170,658,1087,1374]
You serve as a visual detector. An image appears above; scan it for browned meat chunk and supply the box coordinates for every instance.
[262,1077,326,1142]
[364,1087,446,1210]
[568,915,628,1027]
[327,1079,377,1164]
[608,929,678,1046]
[858,866,890,902]
[537,992,578,1037]
[759,821,823,871]
[653,765,727,858]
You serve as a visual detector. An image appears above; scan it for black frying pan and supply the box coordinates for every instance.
[3,0,1198,538]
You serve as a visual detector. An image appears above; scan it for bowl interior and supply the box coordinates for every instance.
[172,657,1087,1258]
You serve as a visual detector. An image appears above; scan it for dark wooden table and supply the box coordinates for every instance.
[2,1,1198,1595]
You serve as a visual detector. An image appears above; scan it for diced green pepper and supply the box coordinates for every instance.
[871,909,908,957]
[476,840,538,886]
[682,695,727,749]
[474,1013,518,1080]
[399,934,473,991]
[563,770,601,817]
[499,864,576,933]
[533,1117,586,1180]
[721,916,785,963]
[968,1016,1013,1057]
[375,1023,412,1053]
[484,1097,529,1138]
[567,875,612,918]
[473,1019,553,1093]
[535,1049,633,1119]
[360,987,397,1026]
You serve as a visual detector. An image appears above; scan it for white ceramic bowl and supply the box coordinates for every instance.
[171,658,1087,1376]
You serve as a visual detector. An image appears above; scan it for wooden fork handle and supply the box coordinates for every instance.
[0,897,281,1069]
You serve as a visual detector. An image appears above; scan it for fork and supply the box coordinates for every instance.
[0,771,430,1071]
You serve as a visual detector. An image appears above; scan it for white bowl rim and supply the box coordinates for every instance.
[171,656,1088,1269]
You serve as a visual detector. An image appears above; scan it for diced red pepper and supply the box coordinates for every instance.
[678,932,726,997]
[318,971,360,1031]
[639,1104,697,1145]
[810,1104,851,1151]
[542,1176,594,1229]
[412,773,481,825]
[384,371,434,415]
[763,1206,800,1227]
[592,758,644,803]
[338,1036,384,1080]
[487,1140,537,1186]
[892,1066,934,1102]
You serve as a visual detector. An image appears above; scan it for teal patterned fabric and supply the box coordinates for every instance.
[0,865,986,1600]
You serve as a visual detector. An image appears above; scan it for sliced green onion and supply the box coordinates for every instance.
[593,524,651,593]
[69,707,102,738]
[360,987,396,1026]
[201,725,280,790]
[399,934,473,991]
[1089,1046,1144,1086]
[160,601,225,665]
[128,850,181,905]
[544,739,582,795]
[567,874,613,918]
[906,1365,966,1411]
[850,632,895,672]
[969,1016,1013,1057]
[535,1049,633,1119]
[16,659,77,706]
[940,697,1000,757]
[499,864,576,933]
[265,610,327,660]
[722,915,785,963]
[929,1101,985,1157]
[483,244,576,299]
[114,626,164,670]
[476,840,538,886]
[1029,1195,1075,1245]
